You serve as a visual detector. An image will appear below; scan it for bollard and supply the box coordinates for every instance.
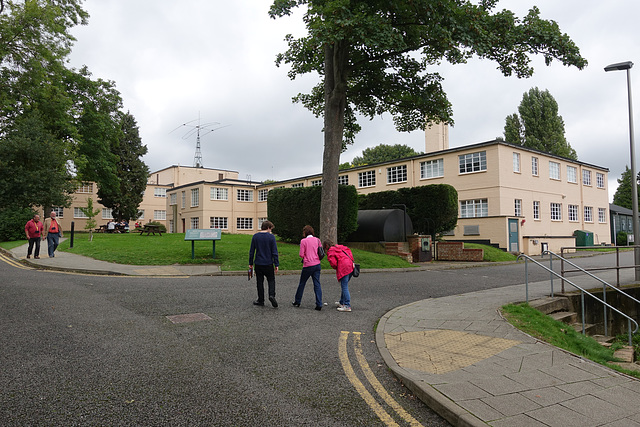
[70,221,74,248]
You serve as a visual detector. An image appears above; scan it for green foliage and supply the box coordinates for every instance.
[267,185,358,243]
[79,197,101,239]
[0,206,36,241]
[617,231,628,246]
[97,111,149,221]
[612,166,639,210]
[352,144,422,167]
[270,0,587,244]
[358,184,458,236]
[338,162,352,170]
[145,221,167,233]
[463,243,516,262]
[504,87,577,159]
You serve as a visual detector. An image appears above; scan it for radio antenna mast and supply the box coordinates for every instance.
[171,115,230,168]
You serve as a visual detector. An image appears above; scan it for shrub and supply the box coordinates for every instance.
[617,231,628,246]
[145,221,167,233]
[0,206,37,241]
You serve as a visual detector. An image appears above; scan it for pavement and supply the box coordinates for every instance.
[5,242,640,426]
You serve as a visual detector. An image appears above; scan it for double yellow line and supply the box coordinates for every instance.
[0,253,32,270]
[339,331,422,427]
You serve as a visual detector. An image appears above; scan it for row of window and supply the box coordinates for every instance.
[70,207,167,221]
[460,199,607,223]
[174,217,269,231]
[169,187,269,208]
[513,153,605,188]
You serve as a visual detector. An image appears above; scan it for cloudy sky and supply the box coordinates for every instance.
[68,1,639,200]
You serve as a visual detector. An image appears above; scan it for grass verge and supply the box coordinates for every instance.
[501,303,640,378]
[464,242,518,262]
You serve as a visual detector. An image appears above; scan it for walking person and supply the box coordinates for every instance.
[249,220,279,308]
[43,211,63,258]
[292,225,323,310]
[324,240,355,312]
[25,213,43,259]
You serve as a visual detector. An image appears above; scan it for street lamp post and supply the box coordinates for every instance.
[605,61,640,279]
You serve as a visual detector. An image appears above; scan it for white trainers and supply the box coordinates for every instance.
[337,306,351,312]
[334,302,342,308]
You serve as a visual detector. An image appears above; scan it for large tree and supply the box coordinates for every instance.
[504,87,577,159]
[351,143,422,167]
[270,0,587,243]
[612,166,640,210]
[98,112,150,222]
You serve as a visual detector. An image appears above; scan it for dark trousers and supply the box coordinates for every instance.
[27,237,41,257]
[294,264,322,308]
[255,264,276,303]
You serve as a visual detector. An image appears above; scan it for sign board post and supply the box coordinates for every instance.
[184,229,222,259]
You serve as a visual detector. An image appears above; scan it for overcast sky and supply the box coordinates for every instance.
[68,1,640,201]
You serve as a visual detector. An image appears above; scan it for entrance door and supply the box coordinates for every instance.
[182,218,186,233]
[508,219,519,252]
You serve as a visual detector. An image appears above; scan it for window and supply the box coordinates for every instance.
[258,217,268,229]
[237,217,253,230]
[169,220,174,234]
[237,189,254,202]
[102,208,113,219]
[420,159,444,179]
[568,204,578,222]
[596,172,605,188]
[258,189,269,202]
[154,187,166,198]
[550,203,562,221]
[181,191,186,209]
[211,187,228,200]
[584,206,593,222]
[599,208,607,223]
[459,151,487,174]
[77,183,93,193]
[531,157,539,176]
[137,210,144,220]
[514,199,522,216]
[191,188,199,207]
[50,207,64,218]
[358,170,376,188]
[74,207,88,218]
[210,217,228,229]
[169,193,177,205]
[311,179,322,186]
[190,217,199,229]
[549,162,560,180]
[583,170,592,186]
[513,153,520,173]
[338,175,349,185]
[154,210,166,220]
[460,199,488,218]
[533,201,540,220]
[567,166,577,183]
[387,165,407,184]
[291,183,304,188]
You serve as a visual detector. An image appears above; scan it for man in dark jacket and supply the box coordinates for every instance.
[249,220,279,308]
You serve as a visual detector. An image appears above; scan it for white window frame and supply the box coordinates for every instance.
[531,157,539,176]
[237,189,254,202]
[311,179,323,187]
[583,170,592,186]
[459,151,487,174]
[420,159,444,179]
[568,204,578,222]
[210,187,229,201]
[210,217,228,229]
[513,153,520,173]
[584,206,593,222]
[549,162,560,180]
[598,208,607,223]
[74,207,88,218]
[567,166,577,183]
[338,175,349,185]
[358,170,376,188]
[169,193,177,205]
[154,210,166,220]
[387,165,407,184]
[77,183,93,193]
[596,172,605,189]
[237,217,253,230]
[258,189,269,202]
[102,208,113,220]
[533,201,540,220]
[154,187,167,198]
[181,191,186,209]
[460,199,488,218]
[550,203,562,221]
[191,188,199,207]
[291,183,304,188]
[190,217,199,229]
[514,199,522,216]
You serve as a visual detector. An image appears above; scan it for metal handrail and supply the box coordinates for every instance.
[517,252,638,345]
[560,245,640,288]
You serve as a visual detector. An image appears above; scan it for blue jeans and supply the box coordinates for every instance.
[339,273,352,307]
[294,264,322,307]
[47,233,60,257]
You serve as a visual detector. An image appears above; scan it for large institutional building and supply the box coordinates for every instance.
[55,124,610,255]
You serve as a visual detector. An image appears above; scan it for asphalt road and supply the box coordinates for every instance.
[0,252,630,426]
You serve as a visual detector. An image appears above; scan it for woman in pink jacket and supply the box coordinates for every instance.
[324,239,355,312]
[292,225,324,310]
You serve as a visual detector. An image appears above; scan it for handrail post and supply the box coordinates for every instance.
[603,283,608,337]
[560,248,565,293]
[581,291,586,335]
[629,319,633,346]
[524,257,529,303]
[616,247,620,287]
[549,251,554,297]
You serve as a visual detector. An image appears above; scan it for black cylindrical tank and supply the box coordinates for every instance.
[348,209,413,242]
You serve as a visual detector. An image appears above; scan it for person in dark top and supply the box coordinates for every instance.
[249,220,279,308]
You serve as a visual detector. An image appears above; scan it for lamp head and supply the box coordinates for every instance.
[605,61,634,72]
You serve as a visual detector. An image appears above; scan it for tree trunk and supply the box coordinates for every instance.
[319,41,348,244]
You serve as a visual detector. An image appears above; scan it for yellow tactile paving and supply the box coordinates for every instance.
[385,329,521,374]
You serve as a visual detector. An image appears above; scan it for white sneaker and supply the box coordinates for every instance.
[334,302,343,308]
[337,306,351,312]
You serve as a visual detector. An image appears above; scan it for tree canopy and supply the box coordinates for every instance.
[270,0,587,243]
[504,87,577,159]
[612,166,639,210]
[351,144,422,167]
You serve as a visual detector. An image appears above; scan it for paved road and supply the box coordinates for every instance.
[0,251,631,426]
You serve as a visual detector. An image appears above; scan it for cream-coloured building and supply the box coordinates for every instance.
[56,126,610,255]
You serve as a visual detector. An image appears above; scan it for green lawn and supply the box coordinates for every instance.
[54,232,415,271]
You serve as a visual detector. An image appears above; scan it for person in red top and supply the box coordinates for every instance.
[324,239,355,312]
[24,214,43,259]
[42,211,63,258]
